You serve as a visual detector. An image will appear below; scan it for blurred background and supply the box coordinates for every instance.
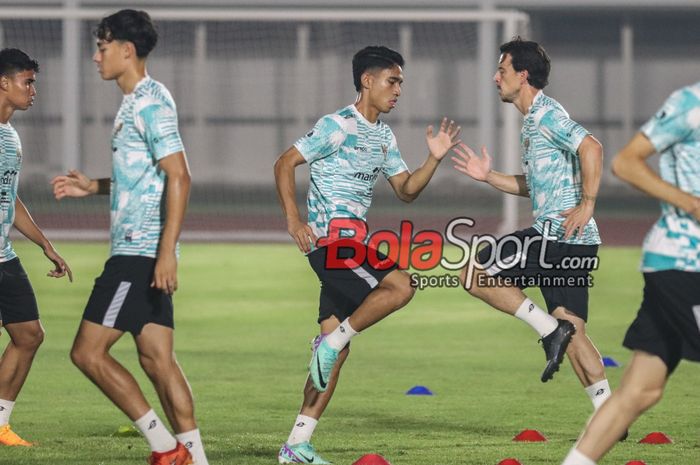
[2,0,700,245]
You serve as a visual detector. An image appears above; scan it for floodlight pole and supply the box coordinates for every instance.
[62,0,81,172]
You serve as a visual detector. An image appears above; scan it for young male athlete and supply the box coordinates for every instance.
[561,83,700,465]
[274,45,460,463]
[0,48,72,447]
[452,38,618,412]
[51,10,206,465]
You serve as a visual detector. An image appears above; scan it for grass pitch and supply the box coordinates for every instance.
[1,243,699,465]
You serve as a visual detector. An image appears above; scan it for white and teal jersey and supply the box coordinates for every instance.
[110,76,184,257]
[521,92,601,245]
[640,82,700,272]
[0,123,21,262]
[294,104,408,239]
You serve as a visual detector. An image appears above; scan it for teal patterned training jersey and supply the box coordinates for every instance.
[294,105,408,240]
[0,123,21,262]
[640,82,700,272]
[110,76,184,258]
[521,92,601,245]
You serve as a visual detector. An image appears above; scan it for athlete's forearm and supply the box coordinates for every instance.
[13,197,51,250]
[158,162,191,256]
[485,171,529,197]
[274,156,304,223]
[578,137,603,207]
[613,137,700,214]
[399,154,441,201]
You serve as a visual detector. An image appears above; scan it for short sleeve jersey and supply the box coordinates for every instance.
[640,82,700,272]
[110,76,184,257]
[521,92,601,245]
[0,123,21,262]
[294,104,408,239]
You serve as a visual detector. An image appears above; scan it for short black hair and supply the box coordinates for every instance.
[499,37,550,89]
[0,48,39,77]
[94,9,158,58]
[352,46,404,92]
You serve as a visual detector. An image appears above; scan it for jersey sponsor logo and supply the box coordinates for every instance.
[354,146,370,153]
[353,167,380,182]
[1,170,17,185]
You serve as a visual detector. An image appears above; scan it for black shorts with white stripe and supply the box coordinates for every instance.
[83,256,173,335]
[308,243,398,324]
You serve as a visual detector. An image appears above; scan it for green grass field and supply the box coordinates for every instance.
[1,242,699,465]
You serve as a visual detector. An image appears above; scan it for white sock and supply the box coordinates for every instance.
[514,298,558,338]
[0,399,15,425]
[324,318,358,351]
[176,428,209,465]
[562,447,596,465]
[585,379,611,411]
[134,409,177,453]
[287,414,318,445]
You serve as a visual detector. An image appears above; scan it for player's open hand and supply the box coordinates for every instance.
[560,202,595,240]
[288,217,317,254]
[51,169,94,199]
[426,117,461,161]
[152,252,178,295]
[452,143,492,182]
[44,246,73,282]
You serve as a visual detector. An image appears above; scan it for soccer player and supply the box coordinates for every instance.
[0,48,72,447]
[452,38,617,409]
[50,10,205,465]
[561,83,700,465]
[274,45,460,464]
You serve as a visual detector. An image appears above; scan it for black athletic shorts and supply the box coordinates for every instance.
[623,271,700,374]
[476,227,598,321]
[83,256,173,335]
[308,243,398,324]
[0,258,39,325]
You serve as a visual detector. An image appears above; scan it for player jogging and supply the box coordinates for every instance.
[561,82,700,465]
[274,45,460,464]
[452,38,619,415]
[0,47,72,447]
[51,10,206,465]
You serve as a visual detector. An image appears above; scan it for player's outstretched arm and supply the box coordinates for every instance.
[560,135,603,239]
[451,142,529,197]
[389,118,461,203]
[274,146,317,253]
[152,152,191,295]
[51,169,110,199]
[612,132,700,221]
[13,196,72,282]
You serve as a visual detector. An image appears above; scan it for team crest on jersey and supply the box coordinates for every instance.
[113,121,124,137]
[381,144,388,156]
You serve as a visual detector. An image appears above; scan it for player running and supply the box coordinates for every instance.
[561,82,700,465]
[274,45,460,464]
[51,10,206,465]
[452,38,619,414]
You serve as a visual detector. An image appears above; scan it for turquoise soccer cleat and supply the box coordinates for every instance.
[308,336,340,392]
[278,441,331,464]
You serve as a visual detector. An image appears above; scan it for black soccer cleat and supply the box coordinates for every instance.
[540,319,576,382]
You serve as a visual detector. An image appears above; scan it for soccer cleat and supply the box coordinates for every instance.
[309,336,340,392]
[0,424,33,446]
[278,441,331,464]
[540,319,576,382]
[147,442,193,465]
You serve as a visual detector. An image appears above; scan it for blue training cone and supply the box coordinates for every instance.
[602,357,620,367]
[406,385,434,395]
